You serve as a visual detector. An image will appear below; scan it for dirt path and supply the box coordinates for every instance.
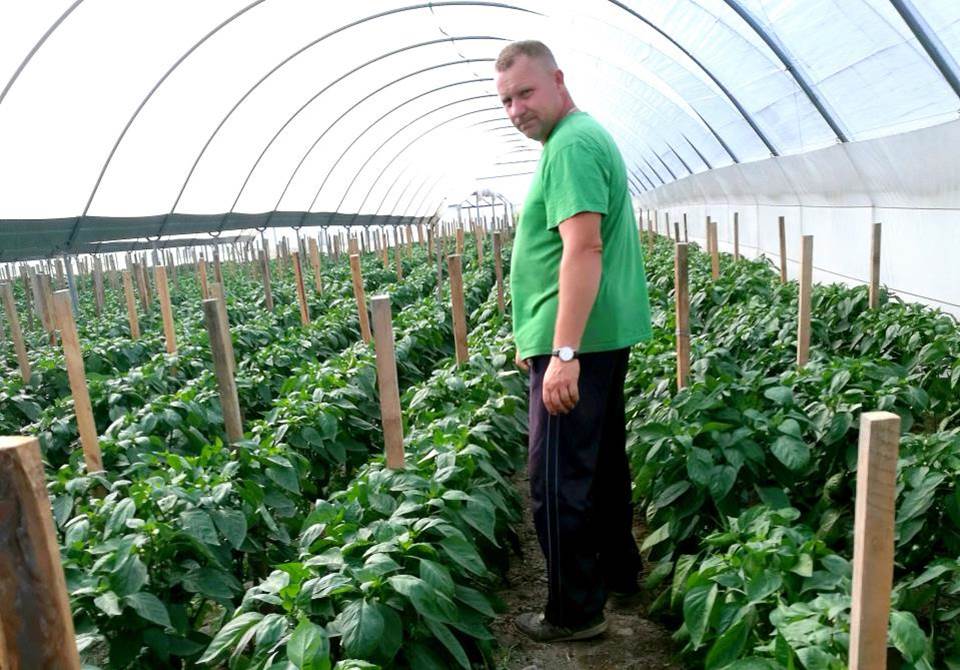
[491,471,682,670]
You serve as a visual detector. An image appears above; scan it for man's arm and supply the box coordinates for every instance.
[541,211,602,415]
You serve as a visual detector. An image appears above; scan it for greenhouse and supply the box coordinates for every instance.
[1,1,959,668]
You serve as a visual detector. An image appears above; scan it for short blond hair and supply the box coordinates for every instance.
[495,40,558,72]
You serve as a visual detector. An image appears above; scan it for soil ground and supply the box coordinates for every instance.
[491,471,684,670]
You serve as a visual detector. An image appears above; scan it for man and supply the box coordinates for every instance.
[495,40,653,642]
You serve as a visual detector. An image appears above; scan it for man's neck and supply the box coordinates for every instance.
[541,102,579,145]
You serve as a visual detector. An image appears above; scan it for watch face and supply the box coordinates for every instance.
[558,347,574,362]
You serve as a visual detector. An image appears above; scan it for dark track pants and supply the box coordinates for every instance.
[527,348,641,627]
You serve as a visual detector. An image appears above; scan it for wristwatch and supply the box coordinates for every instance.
[552,346,578,362]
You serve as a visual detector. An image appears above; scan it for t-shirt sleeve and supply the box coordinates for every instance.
[542,141,609,230]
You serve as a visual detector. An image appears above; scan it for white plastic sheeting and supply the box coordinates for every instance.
[0,1,958,277]
[636,119,960,315]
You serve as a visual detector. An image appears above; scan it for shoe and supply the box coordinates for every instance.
[606,586,643,611]
[514,611,608,642]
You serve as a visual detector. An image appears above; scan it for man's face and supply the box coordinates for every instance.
[495,54,565,143]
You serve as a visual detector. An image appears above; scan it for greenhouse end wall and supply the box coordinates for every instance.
[636,119,960,317]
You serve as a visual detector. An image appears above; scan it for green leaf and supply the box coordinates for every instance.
[705,618,750,669]
[419,559,455,597]
[179,509,220,546]
[438,535,485,576]
[423,618,470,670]
[183,567,239,601]
[687,447,714,486]
[683,582,717,649]
[337,599,385,659]
[302,426,324,447]
[461,497,499,546]
[889,610,927,662]
[746,570,782,605]
[640,521,671,552]
[287,619,330,670]
[211,508,247,549]
[405,641,449,670]
[124,592,172,629]
[388,574,456,622]
[267,464,301,494]
[198,612,263,663]
[454,584,496,618]
[778,418,802,438]
[771,435,810,471]
[111,553,148,597]
[764,386,793,406]
[106,498,136,537]
[94,591,122,616]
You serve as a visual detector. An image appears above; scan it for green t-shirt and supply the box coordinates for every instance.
[510,111,652,359]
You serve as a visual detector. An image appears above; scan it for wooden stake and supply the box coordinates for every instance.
[0,436,82,670]
[370,296,405,470]
[259,247,274,312]
[447,254,469,365]
[198,256,209,299]
[349,254,372,343]
[778,215,788,283]
[849,411,901,670]
[394,242,404,280]
[154,266,177,354]
[51,291,102,473]
[291,252,310,326]
[868,222,881,310]
[202,299,243,443]
[308,237,323,295]
[733,212,740,261]
[208,282,236,378]
[797,235,814,367]
[493,231,505,315]
[0,283,31,383]
[122,270,140,340]
[683,213,689,242]
[213,246,223,285]
[709,219,720,280]
[456,227,465,255]
[675,243,691,389]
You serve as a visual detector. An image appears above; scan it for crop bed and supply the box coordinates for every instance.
[627,237,960,669]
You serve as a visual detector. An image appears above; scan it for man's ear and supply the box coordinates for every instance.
[554,68,565,87]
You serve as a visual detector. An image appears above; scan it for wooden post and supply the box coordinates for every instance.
[394,241,404,280]
[673,220,680,242]
[447,254,469,365]
[154,266,177,354]
[291,252,310,325]
[849,411,901,670]
[122,270,140,339]
[427,225,435,259]
[0,283,31,383]
[868,222,881,309]
[198,256,209,299]
[456,227,465,255]
[349,254,372,343]
[208,282,236,378]
[370,296,405,469]
[259,247,274,312]
[475,224,483,266]
[493,231,505,315]
[778,215,788,283]
[202,299,243,443]
[405,224,413,259]
[308,237,323,295]
[647,215,654,256]
[213,246,223,285]
[675,243,691,389]
[0,436,82,670]
[733,212,740,261]
[51,291,103,473]
[683,213,689,243]
[797,235,813,367]
[709,219,720,280]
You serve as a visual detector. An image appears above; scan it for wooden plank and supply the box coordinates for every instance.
[213,246,224,285]
[202,299,243,443]
[778,215,788,283]
[208,282,236,379]
[370,296,405,470]
[122,270,140,340]
[291,251,311,325]
[51,291,103,473]
[198,255,209,299]
[154,266,177,354]
[797,235,813,367]
[349,254,372,343]
[456,227,465,255]
[493,231,506,315]
[308,237,323,295]
[394,240,404,280]
[733,212,740,261]
[675,243,691,389]
[0,436,82,670]
[849,411,901,670]
[0,283,31,383]
[447,254,469,365]
[868,222,882,310]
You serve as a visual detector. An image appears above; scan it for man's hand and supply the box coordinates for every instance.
[515,349,529,373]
[542,357,580,415]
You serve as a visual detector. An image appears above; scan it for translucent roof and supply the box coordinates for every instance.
[2,0,959,230]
